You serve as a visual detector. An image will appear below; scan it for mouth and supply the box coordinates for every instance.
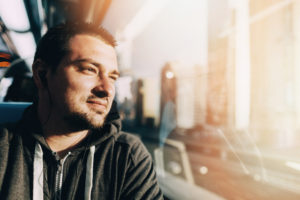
[87,99,108,112]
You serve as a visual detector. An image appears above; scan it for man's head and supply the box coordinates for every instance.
[33,22,117,72]
[32,22,119,131]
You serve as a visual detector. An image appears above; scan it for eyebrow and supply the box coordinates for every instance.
[73,58,102,67]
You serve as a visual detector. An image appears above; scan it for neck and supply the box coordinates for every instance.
[44,129,90,158]
[37,100,90,158]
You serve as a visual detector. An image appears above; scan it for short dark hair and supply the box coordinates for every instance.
[33,22,117,71]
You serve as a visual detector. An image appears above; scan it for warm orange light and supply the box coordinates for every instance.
[0,53,11,60]
[0,62,10,67]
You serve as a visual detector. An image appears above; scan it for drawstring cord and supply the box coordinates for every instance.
[33,143,96,200]
[85,145,95,200]
[33,143,44,200]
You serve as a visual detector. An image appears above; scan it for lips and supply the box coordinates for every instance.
[87,99,107,111]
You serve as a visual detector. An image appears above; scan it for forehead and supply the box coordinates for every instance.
[66,34,118,70]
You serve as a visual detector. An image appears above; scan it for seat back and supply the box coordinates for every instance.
[0,102,32,123]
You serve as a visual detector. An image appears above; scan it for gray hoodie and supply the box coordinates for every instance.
[0,104,163,200]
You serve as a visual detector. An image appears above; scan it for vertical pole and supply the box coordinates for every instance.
[196,0,208,126]
[235,0,251,130]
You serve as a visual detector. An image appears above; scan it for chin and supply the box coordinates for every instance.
[63,110,107,131]
[88,115,106,128]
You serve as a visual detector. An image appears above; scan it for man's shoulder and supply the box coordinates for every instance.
[114,132,151,165]
[0,122,18,145]
[114,131,141,145]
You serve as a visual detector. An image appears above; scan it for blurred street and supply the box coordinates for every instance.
[172,129,300,200]
[130,126,300,200]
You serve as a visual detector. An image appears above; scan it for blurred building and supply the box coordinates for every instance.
[160,61,204,130]
[208,0,300,147]
[156,0,300,148]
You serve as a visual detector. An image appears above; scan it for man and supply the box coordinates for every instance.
[0,22,163,200]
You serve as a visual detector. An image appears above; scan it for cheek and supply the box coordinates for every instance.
[111,86,116,97]
[108,88,116,104]
[67,77,95,93]
[60,82,89,106]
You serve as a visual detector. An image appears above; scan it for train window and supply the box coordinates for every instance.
[109,0,300,199]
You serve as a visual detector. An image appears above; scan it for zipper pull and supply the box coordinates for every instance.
[52,151,60,162]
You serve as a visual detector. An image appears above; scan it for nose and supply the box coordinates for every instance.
[92,75,115,98]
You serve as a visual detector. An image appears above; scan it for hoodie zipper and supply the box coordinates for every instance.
[54,152,71,200]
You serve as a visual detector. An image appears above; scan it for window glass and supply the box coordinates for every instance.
[106,0,300,199]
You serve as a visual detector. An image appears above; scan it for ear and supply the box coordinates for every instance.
[32,59,48,89]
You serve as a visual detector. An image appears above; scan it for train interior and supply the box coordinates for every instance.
[1,0,300,199]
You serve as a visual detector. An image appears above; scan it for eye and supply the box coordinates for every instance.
[109,75,119,81]
[86,67,97,73]
[108,71,120,81]
[78,64,98,74]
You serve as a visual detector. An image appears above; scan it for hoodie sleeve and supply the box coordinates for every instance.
[120,137,163,200]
